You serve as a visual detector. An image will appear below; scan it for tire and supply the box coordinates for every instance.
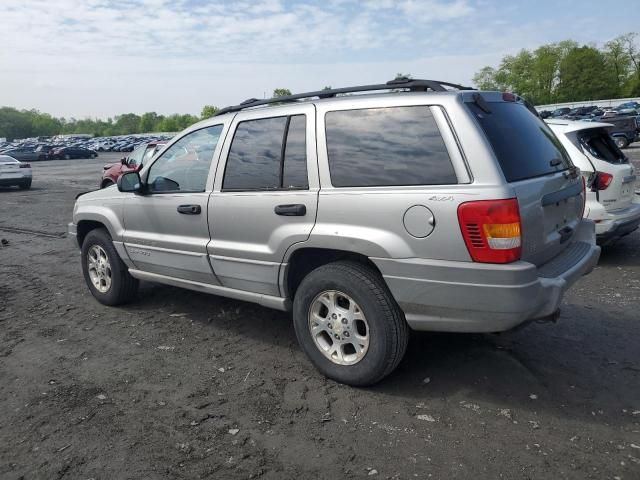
[81,228,139,306]
[19,180,32,190]
[64,154,71,160]
[614,137,628,149]
[91,153,97,158]
[101,179,114,189]
[292,261,409,386]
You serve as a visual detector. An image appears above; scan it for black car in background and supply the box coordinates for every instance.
[50,146,98,160]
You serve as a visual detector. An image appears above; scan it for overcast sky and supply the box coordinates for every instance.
[1,0,638,118]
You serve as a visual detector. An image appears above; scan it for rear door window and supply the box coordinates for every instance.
[468,101,572,182]
[325,106,457,187]
[578,129,626,164]
[223,115,308,191]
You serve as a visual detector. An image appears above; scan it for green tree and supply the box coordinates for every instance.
[272,88,291,98]
[557,46,617,102]
[139,112,161,132]
[472,66,501,90]
[200,105,219,119]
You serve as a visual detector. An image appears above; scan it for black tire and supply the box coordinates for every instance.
[19,180,32,190]
[293,261,409,386]
[64,154,71,160]
[91,153,98,158]
[101,179,114,189]
[614,137,628,149]
[81,228,139,306]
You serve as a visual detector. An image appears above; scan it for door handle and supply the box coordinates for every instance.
[274,204,306,216]
[177,204,201,215]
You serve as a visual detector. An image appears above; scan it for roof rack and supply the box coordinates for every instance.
[214,77,475,116]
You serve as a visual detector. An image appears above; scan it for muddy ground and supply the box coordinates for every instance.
[1,150,639,479]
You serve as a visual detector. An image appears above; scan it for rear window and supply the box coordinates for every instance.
[468,102,572,182]
[578,129,626,164]
[325,106,457,187]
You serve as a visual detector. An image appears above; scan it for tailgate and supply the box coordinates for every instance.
[466,96,584,266]
[512,172,584,266]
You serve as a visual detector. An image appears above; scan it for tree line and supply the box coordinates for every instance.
[473,32,640,105]
[0,88,296,141]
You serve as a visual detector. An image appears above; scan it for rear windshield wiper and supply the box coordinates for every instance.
[472,93,492,114]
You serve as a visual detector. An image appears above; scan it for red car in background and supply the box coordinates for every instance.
[100,141,166,188]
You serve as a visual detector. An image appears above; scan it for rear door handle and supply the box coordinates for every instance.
[177,204,201,215]
[274,204,306,216]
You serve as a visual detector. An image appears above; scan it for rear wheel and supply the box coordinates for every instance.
[614,136,629,149]
[292,261,409,386]
[101,179,114,189]
[18,180,32,190]
[64,154,71,160]
[81,228,139,305]
[91,153,97,158]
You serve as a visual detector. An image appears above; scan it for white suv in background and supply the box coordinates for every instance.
[547,119,640,244]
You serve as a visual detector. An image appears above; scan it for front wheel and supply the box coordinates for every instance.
[81,228,139,305]
[64,154,71,160]
[293,261,409,386]
[19,180,32,190]
[614,137,629,149]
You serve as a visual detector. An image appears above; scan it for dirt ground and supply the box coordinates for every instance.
[1,150,639,480]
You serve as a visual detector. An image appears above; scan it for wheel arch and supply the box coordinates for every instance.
[282,247,383,299]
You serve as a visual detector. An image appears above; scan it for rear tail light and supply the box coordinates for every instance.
[458,199,522,264]
[502,92,517,102]
[593,171,613,191]
[19,163,31,168]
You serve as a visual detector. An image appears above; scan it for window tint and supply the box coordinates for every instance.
[325,106,457,187]
[147,125,222,193]
[578,129,626,164]
[223,115,308,191]
[283,115,308,189]
[468,101,572,182]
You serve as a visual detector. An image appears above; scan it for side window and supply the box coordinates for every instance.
[127,145,146,167]
[147,125,223,193]
[325,106,457,187]
[283,115,308,189]
[223,115,308,191]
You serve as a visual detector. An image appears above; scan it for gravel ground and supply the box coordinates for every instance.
[1,149,639,480]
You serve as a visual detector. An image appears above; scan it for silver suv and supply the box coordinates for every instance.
[69,79,600,386]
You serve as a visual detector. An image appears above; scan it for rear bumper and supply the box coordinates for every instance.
[372,220,600,333]
[595,203,640,243]
[0,175,30,186]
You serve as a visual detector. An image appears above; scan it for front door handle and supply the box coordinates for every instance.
[274,204,306,216]
[177,204,201,215]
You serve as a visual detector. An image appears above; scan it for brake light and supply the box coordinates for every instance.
[594,172,613,190]
[19,163,31,168]
[458,199,522,264]
[502,92,517,102]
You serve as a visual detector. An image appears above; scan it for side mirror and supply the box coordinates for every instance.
[117,172,142,193]
[120,157,127,165]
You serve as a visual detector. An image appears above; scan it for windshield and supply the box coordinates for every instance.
[468,101,573,182]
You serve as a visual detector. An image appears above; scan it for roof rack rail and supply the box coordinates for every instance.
[214,77,475,116]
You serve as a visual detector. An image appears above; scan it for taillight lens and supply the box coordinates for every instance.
[594,172,613,190]
[458,199,522,264]
[502,92,517,102]
[19,163,31,168]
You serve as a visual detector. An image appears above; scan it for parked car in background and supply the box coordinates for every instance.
[0,155,32,189]
[70,80,600,386]
[50,147,98,160]
[101,141,166,188]
[552,107,571,117]
[547,119,640,244]
[0,147,42,162]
